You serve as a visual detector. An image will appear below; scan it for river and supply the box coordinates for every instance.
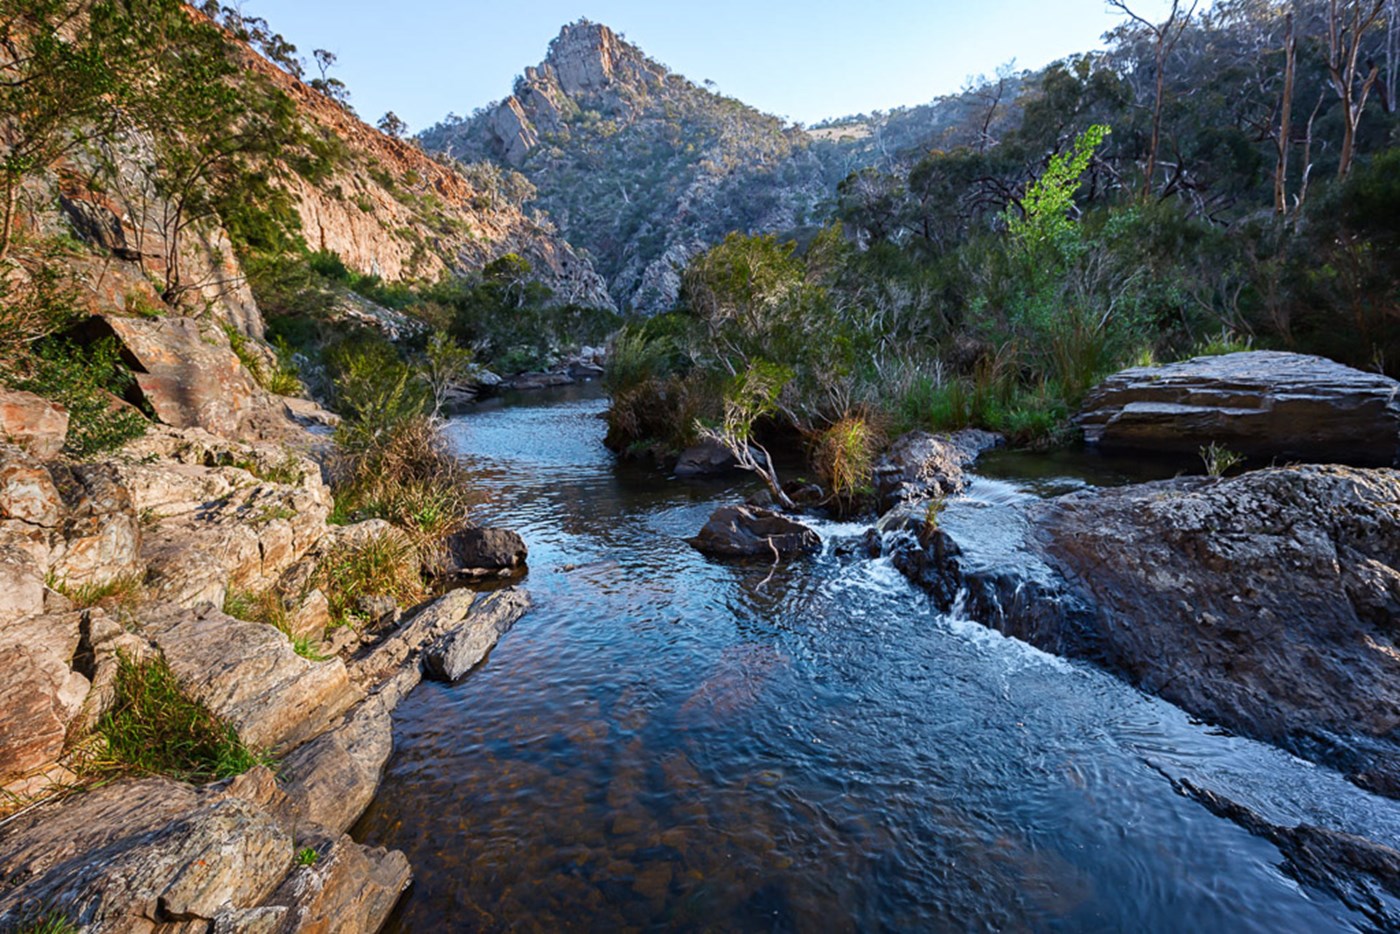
[354,385,1400,932]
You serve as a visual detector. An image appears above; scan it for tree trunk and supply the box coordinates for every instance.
[1275,13,1296,215]
[0,178,17,262]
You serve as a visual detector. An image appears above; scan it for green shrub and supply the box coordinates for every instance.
[811,414,882,513]
[7,339,148,458]
[317,530,423,627]
[296,845,320,867]
[96,654,269,783]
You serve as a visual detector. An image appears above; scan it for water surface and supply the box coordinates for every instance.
[356,385,1398,932]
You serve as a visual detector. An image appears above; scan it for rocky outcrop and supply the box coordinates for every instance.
[1,443,142,596]
[446,526,529,577]
[93,315,262,438]
[145,605,359,752]
[0,389,68,458]
[883,465,1400,793]
[0,612,89,785]
[421,20,827,313]
[422,589,533,682]
[689,505,821,558]
[0,767,409,934]
[1078,351,1400,467]
[872,429,1003,511]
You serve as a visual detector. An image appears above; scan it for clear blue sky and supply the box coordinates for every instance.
[244,0,1180,133]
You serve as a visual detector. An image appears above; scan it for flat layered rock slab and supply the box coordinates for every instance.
[1078,351,1400,466]
[147,607,359,752]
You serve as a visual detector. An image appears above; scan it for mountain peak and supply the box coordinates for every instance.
[534,19,661,99]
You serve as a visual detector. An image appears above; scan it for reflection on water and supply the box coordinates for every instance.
[355,385,1392,932]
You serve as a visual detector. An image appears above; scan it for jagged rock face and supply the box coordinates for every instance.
[1078,351,1400,467]
[0,389,69,459]
[421,21,828,313]
[241,43,614,310]
[884,464,1400,795]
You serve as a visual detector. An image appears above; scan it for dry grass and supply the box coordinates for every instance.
[48,572,145,612]
[317,529,424,628]
[811,413,884,515]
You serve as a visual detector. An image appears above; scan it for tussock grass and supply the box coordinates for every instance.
[317,530,423,628]
[94,654,269,784]
[811,414,883,514]
[223,587,328,661]
[49,572,144,611]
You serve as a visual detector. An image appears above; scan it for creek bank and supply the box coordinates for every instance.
[0,388,534,931]
[878,464,1400,795]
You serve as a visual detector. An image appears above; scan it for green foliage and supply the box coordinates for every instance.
[318,531,423,628]
[48,572,143,612]
[224,586,329,661]
[96,654,269,783]
[11,911,80,934]
[1005,124,1111,264]
[1200,442,1245,478]
[6,339,148,458]
[296,846,321,867]
[812,415,881,513]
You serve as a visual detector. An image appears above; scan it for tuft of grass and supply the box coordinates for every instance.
[1200,441,1245,478]
[223,587,328,660]
[232,451,305,487]
[296,845,320,867]
[1195,330,1253,357]
[812,414,882,513]
[317,531,423,628]
[94,654,270,784]
[331,416,473,566]
[48,572,144,611]
[223,324,303,397]
[13,912,80,934]
[919,494,948,545]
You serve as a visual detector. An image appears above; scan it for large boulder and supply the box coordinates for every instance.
[278,694,395,835]
[97,315,262,438]
[0,767,409,934]
[422,588,532,682]
[689,505,820,559]
[446,526,528,575]
[0,774,291,931]
[884,464,1400,793]
[0,389,68,458]
[0,444,142,592]
[872,429,1003,512]
[1078,351,1400,466]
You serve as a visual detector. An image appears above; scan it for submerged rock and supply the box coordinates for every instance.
[1078,351,1400,467]
[872,429,1003,511]
[884,464,1400,793]
[689,505,820,559]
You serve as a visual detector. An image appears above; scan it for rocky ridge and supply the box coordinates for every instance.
[421,20,828,312]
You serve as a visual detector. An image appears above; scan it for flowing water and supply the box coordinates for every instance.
[355,385,1400,932]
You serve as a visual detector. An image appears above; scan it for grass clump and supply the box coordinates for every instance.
[326,333,474,565]
[295,845,320,867]
[223,587,328,661]
[811,414,882,514]
[95,654,269,784]
[318,531,423,628]
[1200,442,1246,478]
[12,912,80,934]
[223,323,303,396]
[48,572,144,612]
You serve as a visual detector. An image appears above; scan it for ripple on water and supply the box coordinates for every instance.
[355,386,1382,933]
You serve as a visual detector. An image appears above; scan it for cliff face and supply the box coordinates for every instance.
[422,21,829,313]
[243,45,615,309]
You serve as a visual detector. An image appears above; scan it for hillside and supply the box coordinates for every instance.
[241,43,613,309]
[420,20,830,313]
